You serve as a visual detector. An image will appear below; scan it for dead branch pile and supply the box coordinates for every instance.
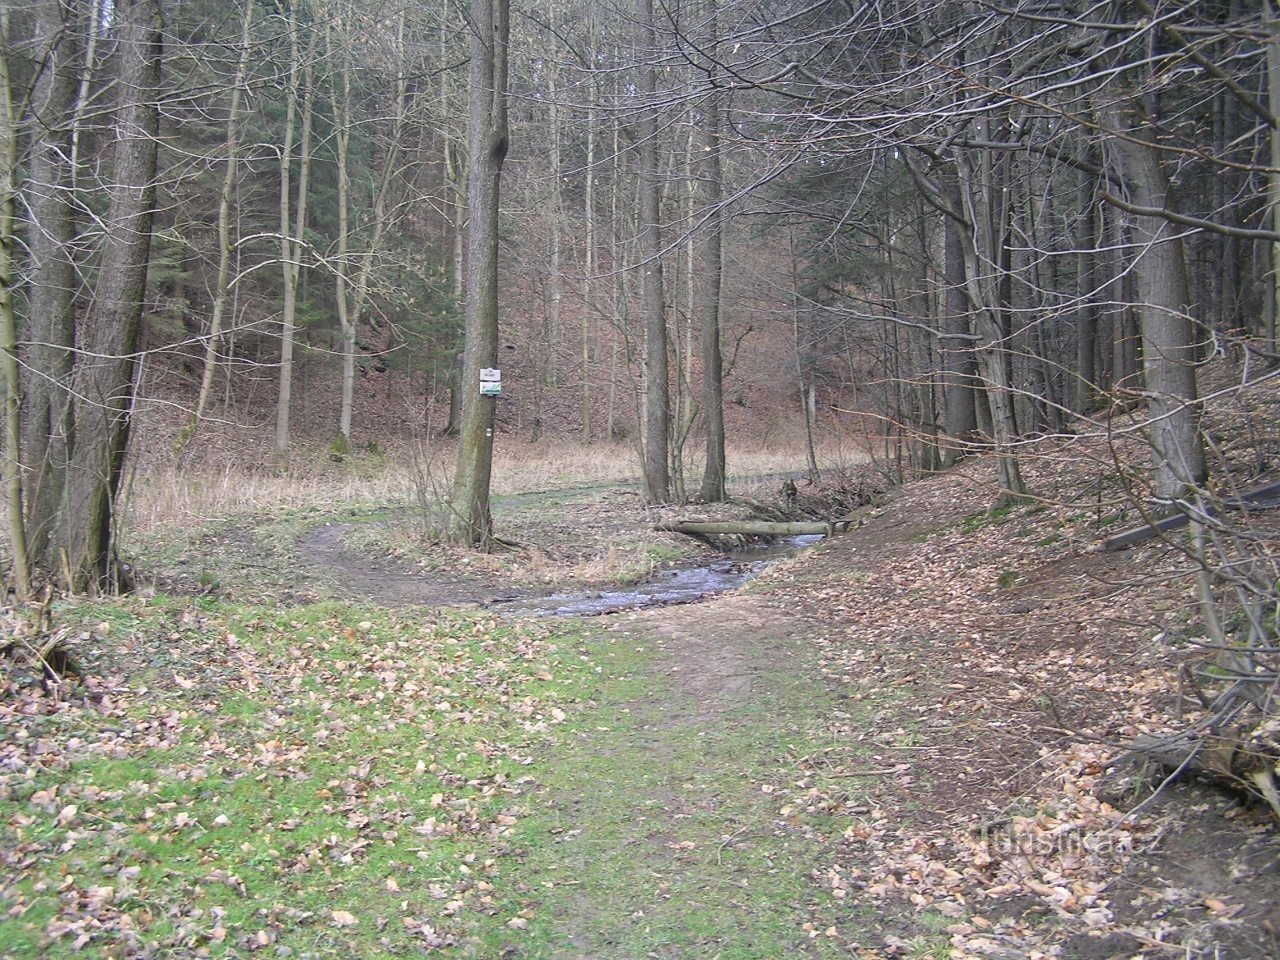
[1109,651,1280,817]
[1101,502,1280,818]
[0,599,81,698]
[735,466,892,525]
[656,519,856,537]
[789,468,892,520]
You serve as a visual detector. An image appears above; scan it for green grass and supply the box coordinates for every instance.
[488,625,887,958]
[959,503,1019,533]
[4,588,909,958]
[123,508,327,601]
[0,600,582,958]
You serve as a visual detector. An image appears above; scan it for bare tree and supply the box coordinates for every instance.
[694,0,726,502]
[636,0,670,503]
[185,0,255,442]
[449,0,510,547]
[0,3,29,598]
[55,0,163,590]
[274,0,318,459]
[330,4,411,450]
[1102,95,1206,500]
[22,0,85,563]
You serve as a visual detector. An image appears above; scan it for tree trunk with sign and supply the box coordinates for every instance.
[449,0,510,547]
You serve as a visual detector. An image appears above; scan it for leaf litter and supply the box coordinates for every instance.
[1,602,574,957]
[747,429,1280,958]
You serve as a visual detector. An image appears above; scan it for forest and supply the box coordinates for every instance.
[3,0,1280,957]
[0,0,1270,584]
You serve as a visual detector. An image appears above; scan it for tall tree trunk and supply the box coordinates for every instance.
[1021,174,1065,434]
[1074,168,1100,409]
[939,176,977,466]
[670,122,696,500]
[581,8,597,444]
[449,0,510,547]
[331,16,354,450]
[439,20,466,440]
[1266,0,1280,351]
[789,230,820,482]
[274,0,316,458]
[330,7,407,448]
[670,160,699,503]
[546,6,563,393]
[273,2,300,457]
[637,0,670,503]
[955,141,1027,503]
[607,108,624,443]
[0,10,30,598]
[23,0,84,563]
[56,0,162,591]
[1105,102,1207,499]
[696,0,726,502]
[186,0,252,441]
[1106,202,1141,389]
[911,209,941,470]
[443,350,462,437]
[1097,198,1117,391]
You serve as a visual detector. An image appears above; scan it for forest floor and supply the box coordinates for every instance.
[4,436,1280,958]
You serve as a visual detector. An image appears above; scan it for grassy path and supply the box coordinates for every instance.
[502,596,877,959]
[4,482,926,959]
[1,586,903,960]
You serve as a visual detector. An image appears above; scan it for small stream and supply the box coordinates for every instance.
[488,534,823,617]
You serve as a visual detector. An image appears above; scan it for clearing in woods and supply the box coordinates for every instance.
[3,459,1280,958]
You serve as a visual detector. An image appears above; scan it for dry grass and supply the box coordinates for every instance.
[486,543,662,589]
[120,434,869,534]
[119,456,417,533]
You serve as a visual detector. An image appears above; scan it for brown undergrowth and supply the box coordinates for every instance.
[742,389,1280,956]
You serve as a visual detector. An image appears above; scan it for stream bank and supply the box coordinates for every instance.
[298,517,822,615]
[288,479,829,614]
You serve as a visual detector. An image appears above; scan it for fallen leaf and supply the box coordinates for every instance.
[1204,897,1243,918]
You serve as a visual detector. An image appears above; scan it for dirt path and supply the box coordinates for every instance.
[521,590,874,958]
[639,597,787,716]
[297,521,514,607]
[506,469,1280,959]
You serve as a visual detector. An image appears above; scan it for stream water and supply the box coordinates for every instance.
[488,534,823,617]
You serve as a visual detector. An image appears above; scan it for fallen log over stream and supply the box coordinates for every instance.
[655,519,854,537]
